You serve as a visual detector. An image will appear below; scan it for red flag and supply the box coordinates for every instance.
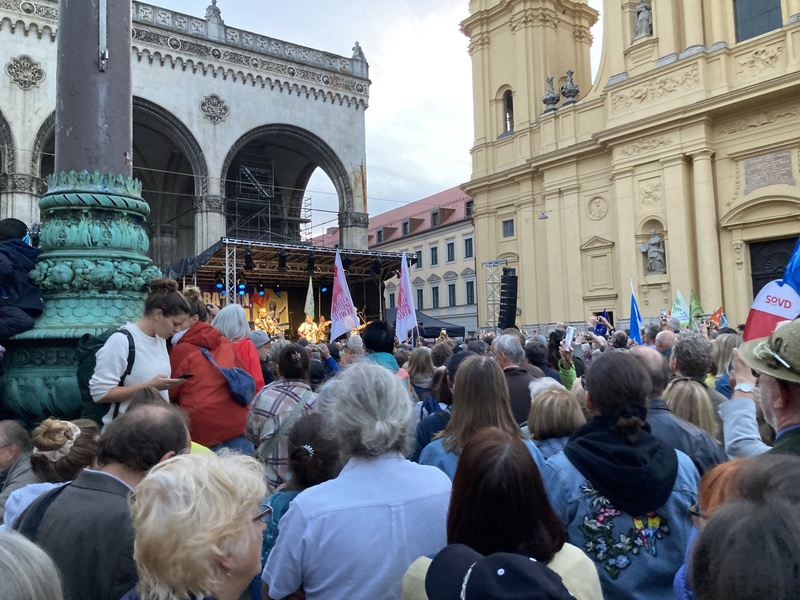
[708,307,723,329]
[743,280,800,341]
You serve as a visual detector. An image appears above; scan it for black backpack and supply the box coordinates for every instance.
[75,329,135,427]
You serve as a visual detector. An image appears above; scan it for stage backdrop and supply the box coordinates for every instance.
[197,284,289,326]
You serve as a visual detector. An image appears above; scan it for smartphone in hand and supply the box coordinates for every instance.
[564,326,575,349]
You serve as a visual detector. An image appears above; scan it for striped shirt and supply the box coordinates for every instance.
[245,379,317,491]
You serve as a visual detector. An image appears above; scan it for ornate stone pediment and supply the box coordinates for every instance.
[442,270,458,281]
[580,236,615,250]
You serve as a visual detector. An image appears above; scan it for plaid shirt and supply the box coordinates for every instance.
[246,379,317,491]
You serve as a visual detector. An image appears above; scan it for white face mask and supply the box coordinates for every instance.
[171,328,189,345]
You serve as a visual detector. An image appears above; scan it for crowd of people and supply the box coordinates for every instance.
[1,274,800,600]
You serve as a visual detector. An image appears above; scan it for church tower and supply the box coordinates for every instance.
[461,0,598,177]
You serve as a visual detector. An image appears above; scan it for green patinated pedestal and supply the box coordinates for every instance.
[1,171,159,424]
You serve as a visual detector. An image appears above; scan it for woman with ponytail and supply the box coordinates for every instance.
[542,351,700,600]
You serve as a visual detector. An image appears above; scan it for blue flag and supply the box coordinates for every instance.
[594,309,609,336]
[630,280,643,344]
[783,237,800,295]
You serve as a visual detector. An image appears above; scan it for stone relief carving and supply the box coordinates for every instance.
[639,181,662,206]
[39,212,149,254]
[611,64,699,112]
[468,32,491,55]
[719,107,799,135]
[31,257,161,293]
[200,94,230,124]
[0,173,47,195]
[510,7,558,32]
[193,195,225,213]
[738,47,783,77]
[620,136,672,157]
[634,1,653,39]
[5,55,46,91]
[640,230,666,274]
[339,212,370,227]
[587,197,608,221]
[733,241,744,269]
[573,25,592,44]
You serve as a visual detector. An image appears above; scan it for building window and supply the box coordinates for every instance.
[415,248,423,269]
[464,237,474,259]
[466,281,475,305]
[503,90,514,133]
[446,241,455,262]
[432,286,440,309]
[448,284,457,307]
[402,220,410,236]
[734,0,782,42]
[430,246,439,266]
[376,228,383,244]
[431,210,439,228]
[389,293,396,309]
[416,288,424,309]
[502,219,515,238]
[466,200,474,217]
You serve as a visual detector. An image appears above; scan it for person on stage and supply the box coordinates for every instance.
[255,308,276,335]
[317,314,330,343]
[298,315,319,344]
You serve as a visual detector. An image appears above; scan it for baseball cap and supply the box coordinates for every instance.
[248,330,270,348]
[425,544,574,600]
[739,318,800,385]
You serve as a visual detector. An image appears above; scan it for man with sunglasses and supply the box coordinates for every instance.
[723,317,800,458]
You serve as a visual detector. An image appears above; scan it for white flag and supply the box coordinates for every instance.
[671,290,691,327]
[329,249,359,341]
[304,277,315,318]
[395,251,417,343]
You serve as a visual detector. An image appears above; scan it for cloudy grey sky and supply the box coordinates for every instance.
[157,0,604,236]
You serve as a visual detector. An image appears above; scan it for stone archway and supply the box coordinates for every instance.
[0,107,16,177]
[221,124,358,245]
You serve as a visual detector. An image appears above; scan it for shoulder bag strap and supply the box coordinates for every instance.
[257,387,314,463]
[112,329,136,421]
[13,483,71,540]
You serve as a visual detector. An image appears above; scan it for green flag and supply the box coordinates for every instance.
[671,290,690,327]
[304,277,315,318]
[689,290,704,322]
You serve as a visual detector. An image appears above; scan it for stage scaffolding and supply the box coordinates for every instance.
[482,259,507,330]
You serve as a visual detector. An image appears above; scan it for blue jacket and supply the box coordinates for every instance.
[420,436,545,480]
[542,449,699,600]
[536,436,570,460]
[363,351,399,373]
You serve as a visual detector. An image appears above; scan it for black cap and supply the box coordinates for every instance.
[426,544,574,600]
[444,351,476,382]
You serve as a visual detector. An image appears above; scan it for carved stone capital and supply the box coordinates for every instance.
[0,173,47,195]
[193,195,226,213]
[338,211,369,228]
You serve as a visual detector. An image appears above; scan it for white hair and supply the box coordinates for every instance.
[492,334,525,364]
[529,378,565,403]
[0,532,63,600]
[347,334,364,353]
[317,362,414,458]
[211,304,250,342]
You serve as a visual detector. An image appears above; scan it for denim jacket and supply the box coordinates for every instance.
[542,449,699,600]
[420,437,545,480]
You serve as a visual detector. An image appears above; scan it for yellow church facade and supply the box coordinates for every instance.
[461,0,800,328]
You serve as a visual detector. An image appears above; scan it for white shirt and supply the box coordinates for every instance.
[263,452,451,600]
[88,322,170,429]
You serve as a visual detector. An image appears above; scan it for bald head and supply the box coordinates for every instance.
[630,346,670,398]
[655,330,675,354]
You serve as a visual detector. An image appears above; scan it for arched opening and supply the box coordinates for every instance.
[0,108,17,212]
[503,90,514,133]
[221,125,353,244]
[32,100,208,269]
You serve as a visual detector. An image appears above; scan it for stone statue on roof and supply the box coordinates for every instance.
[352,41,366,61]
[205,0,222,22]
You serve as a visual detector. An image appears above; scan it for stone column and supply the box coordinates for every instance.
[690,150,723,311]
[2,0,160,422]
[653,0,679,64]
[339,162,368,250]
[150,224,179,271]
[543,189,563,322]
[681,0,705,56]
[193,195,226,254]
[660,155,694,299]
[708,2,728,50]
[561,185,584,320]
[0,174,45,224]
[612,167,637,319]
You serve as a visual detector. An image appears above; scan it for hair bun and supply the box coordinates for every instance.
[182,286,202,301]
[33,418,75,451]
[148,277,179,294]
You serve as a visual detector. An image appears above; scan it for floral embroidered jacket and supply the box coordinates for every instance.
[542,449,699,600]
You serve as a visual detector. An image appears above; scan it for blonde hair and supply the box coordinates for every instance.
[664,377,719,441]
[131,452,266,599]
[437,355,522,454]
[712,333,742,377]
[528,388,586,440]
[30,419,99,482]
[406,347,434,381]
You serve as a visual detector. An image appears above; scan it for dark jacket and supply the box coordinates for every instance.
[647,398,726,475]
[17,469,136,600]
[410,410,451,463]
[503,366,537,425]
[771,426,800,457]
[0,239,42,315]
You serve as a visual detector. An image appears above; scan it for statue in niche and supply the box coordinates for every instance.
[205,0,221,21]
[634,0,653,39]
[640,229,666,274]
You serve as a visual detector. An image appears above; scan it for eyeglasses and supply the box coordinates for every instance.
[253,505,273,523]
[689,503,706,529]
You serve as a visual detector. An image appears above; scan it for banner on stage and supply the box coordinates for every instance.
[330,249,359,341]
[197,284,288,324]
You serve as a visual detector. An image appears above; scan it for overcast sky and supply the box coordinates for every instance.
[156,0,603,236]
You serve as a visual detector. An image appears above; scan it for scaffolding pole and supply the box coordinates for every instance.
[483,259,507,330]
[224,242,237,305]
